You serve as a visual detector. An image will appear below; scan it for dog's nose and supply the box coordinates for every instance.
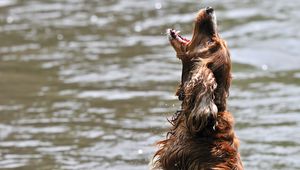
[205,6,214,14]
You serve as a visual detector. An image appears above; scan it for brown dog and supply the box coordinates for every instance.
[151,7,243,170]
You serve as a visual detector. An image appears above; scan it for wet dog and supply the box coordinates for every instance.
[151,7,243,170]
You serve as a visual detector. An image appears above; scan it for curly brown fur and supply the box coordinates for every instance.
[169,7,231,112]
[151,7,243,170]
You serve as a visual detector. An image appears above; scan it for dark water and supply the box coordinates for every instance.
[0,0,300,169]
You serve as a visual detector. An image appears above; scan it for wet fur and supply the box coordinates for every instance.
[151,8,243,170]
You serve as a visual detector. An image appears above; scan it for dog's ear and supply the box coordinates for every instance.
[183,64,218,134]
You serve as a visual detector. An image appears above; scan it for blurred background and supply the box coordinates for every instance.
[0,0,299,169]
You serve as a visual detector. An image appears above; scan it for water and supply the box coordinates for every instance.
[0,0,300,169]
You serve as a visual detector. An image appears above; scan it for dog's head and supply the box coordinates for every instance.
[167,6,218,57]
[167,7,223,90]
[167,7,231,134]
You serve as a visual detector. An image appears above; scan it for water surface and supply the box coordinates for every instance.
[0,0,300,169]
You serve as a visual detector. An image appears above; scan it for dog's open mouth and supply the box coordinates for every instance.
[167,28,190,45]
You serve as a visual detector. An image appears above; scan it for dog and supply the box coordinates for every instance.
[150,7,243,170]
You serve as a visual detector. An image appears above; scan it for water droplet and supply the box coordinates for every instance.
[90,15,98,23]
[6,16,14,24]
[155,2,162,10]
[57,34,64,40]
[262,64,268,70]
[134,25,142,32]
[138,149,143,154]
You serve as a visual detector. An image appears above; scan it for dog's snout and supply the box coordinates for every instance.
[205,6,214,14]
